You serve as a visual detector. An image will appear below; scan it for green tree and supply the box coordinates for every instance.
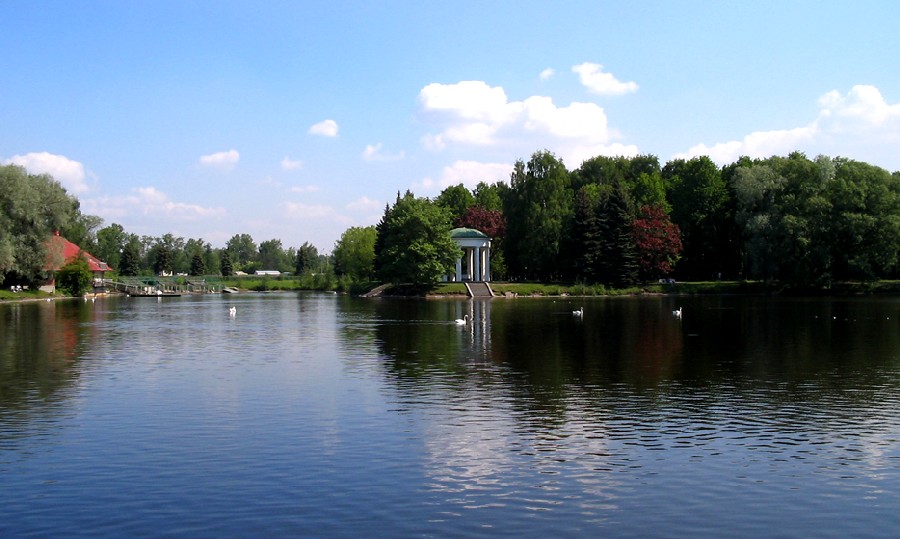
[189,253,207,276]
[119,236,142,276]
[220,250,234,277]
[663,156,731,280]
[95,223,127,271]
[374,192,459,285]
[732,163,781,281]
[731,153,835,285]
[56,254,93,296]
[597,182,639,287]
[333,226,376,281]
[150,236,176,276]
[59,210,103,253]
[226,233,257,270]
[0,164,78,285]
[828,158,900,280]
[295,242,318,275]
[204,244,219,276]
[571,184,605,282]
[473,181,505,212]
[258,239,288,271]
[504,150,572,281]
[435,183,476,224]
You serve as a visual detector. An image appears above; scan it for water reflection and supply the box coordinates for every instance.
[1,293,897,537]
[0,299,106,453]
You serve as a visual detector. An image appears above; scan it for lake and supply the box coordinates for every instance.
[1,292,898,537]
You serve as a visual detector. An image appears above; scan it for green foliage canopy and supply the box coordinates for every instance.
[56,254,92,296]
[374,192,459,285]
[333,226,376,281]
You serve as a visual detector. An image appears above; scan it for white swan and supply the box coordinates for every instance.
[572,307,584,316]
[672,307,682,318]
[455,314,469,325]
[229,306,237,317]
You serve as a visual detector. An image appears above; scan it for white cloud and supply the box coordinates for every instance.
[199,149,239,170]
[572,62,638,96]
[675,85,900,167]
[362,143,405,162]
[309,119,339,137]
[281,156,304,170]
[417,160,512,193]
[420,80,518,126]
[539,68,555,81]
[418,80,637,167]
[4,151,89,193]
[675,125,818,164]
[82,186,226,221]
[817,84,900,131]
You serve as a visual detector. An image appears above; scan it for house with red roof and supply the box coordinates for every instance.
[42,231,113,293]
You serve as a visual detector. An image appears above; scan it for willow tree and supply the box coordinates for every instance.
[0,164,79,285]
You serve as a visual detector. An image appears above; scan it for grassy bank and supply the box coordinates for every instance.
[399,279,900,297]
[0,289,54,302]
[426,280,770,297]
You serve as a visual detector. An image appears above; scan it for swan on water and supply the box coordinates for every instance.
[455,314,469,325]
[229,306,237,317]
[672,307,682,318]
[572,307,584,316]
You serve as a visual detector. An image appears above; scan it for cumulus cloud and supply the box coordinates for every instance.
[572,62,638,96]
[281,156,304,170]
[4,152,89,193]
[675,125,819,164]
[817,84,900,131]
[362,143,405,162]
[675,85,900,167]
[199,149,239,170]
[418,79,638,167]
[309,119,339,137]
[539,68,555,81]
[417,160,512,192]
[82,186,226,221]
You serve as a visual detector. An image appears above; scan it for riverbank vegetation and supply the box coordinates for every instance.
[2,149,898,298]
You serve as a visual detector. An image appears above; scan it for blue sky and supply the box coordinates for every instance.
[3,1,899,253]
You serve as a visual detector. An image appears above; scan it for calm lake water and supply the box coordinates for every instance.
[1,292,898,537]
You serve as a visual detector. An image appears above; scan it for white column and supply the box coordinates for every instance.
[484,245,491,282]
[455,257,462,282]
[474,247,481,281]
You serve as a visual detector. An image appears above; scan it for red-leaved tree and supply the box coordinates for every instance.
[456,206,506,240]
[632,205,682,279]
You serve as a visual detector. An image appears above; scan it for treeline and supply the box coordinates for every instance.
[370,150,900,288]
[4,149,899,293]
[0,163,329,288]
[98,230,329,280]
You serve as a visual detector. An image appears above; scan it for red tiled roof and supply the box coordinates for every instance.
[44,232,113,273]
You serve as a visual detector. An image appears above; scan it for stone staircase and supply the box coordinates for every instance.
[464,281,495,298]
